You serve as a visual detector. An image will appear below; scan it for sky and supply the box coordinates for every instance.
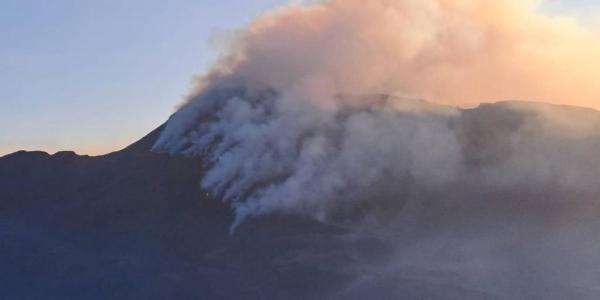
[0,0,599,156]
[0,0,289,156]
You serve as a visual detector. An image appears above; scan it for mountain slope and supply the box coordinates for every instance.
[2,98,600,299]
[0,126,350,300]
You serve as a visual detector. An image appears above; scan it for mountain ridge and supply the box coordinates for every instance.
[3,97,600,299]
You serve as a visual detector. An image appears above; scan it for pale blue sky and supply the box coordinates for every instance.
[0,0,289,155]
[0,0,598,155]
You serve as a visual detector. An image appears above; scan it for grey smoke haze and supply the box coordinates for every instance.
[155,89,600,297]
[155,91,600,228]
[153,0,600,297]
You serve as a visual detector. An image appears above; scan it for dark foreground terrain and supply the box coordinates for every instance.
[0,127,355,299]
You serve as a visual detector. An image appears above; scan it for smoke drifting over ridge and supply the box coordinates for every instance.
[152,2,600,296]
[155,0,600,226]
[156,90,600,229]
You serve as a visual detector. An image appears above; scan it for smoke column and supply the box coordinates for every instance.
[153,1,600,297]
[200,0,600,108]
[155,0,600,225]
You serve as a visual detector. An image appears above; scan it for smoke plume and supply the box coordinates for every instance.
[202,0,600,108]
[153,1,600,297]
[155,0,600,225]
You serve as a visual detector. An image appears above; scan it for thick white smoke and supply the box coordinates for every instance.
[153,0,600,229]
[153,0,600,296]
[154,89,600,229]
[158,92,466,228]
[154,89,600,296]
[199,0,600,108]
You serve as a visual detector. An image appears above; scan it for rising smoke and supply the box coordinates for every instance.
[154,0,600,297]
[155,0,600,225]
[200,0,600,108]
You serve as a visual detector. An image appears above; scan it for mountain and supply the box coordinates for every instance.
[2,98,600,299]
[0,125,354,299]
